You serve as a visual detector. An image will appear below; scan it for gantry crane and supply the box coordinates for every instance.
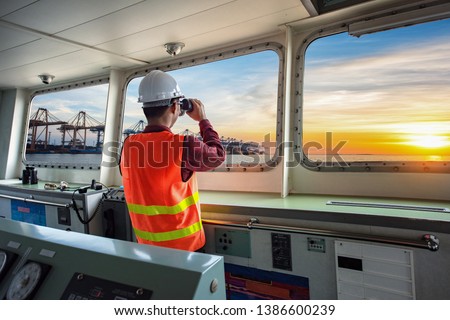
[28,108,67,151]
[123,120,145,137]
[58,111,104,150]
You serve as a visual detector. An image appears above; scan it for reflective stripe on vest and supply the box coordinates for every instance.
[127,192,199,216]
[133,220,203,242]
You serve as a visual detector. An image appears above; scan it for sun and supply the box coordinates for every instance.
[407,135,449,148]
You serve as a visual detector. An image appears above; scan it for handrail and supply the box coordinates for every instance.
[326,200,450,213]
[0,193,71,208]
[202,218,440,252]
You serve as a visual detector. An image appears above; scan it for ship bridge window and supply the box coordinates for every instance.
[26,81,109,168]
[123,48,282,171]
[300,18,450,173]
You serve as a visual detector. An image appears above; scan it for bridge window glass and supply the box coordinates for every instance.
[123,49,280,169]
[302,19,450,171]
[26,83,109,167]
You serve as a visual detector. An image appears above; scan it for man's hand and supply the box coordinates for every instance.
[187,99,207,122]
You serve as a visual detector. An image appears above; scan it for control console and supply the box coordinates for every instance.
[0,219,225,299]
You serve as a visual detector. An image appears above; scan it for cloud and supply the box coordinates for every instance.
[142,51,282,141]
[303,39,450,136]
[32,83,109,123]
[306,41,450,90]
[30,84,110,146]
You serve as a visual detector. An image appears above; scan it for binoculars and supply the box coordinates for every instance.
[180,98,193,113]
[22,166,38,184]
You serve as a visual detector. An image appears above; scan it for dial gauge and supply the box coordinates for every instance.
[0,251,6,274]
[6,262,43,300]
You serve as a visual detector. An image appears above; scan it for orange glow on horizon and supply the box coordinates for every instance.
[404,135,450,149]
[303,131,450,156]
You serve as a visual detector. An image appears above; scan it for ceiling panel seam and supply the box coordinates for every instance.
[0,0,39,19]
[89,0,238,47]
[49,0,147,35]
[0,19,148,65]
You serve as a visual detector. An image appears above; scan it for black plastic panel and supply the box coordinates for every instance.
[0,250,18,283]
[61,273,153,300]
[271,233,292,271]
[337,256,363,271]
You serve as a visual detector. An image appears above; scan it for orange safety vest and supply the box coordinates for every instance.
[120,131,205,251]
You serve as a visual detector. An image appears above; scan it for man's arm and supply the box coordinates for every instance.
[183,119,225,172]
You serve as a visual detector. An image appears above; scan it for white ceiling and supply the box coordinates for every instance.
[0,0,310,90]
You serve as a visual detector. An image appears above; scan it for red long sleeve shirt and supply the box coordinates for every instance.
[141,119,225,181]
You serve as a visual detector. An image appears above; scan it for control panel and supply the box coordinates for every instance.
[0,180,104,235]
[271,233,292,270]
[307,237,326,253]
[214,228,251,258]
[0,219,225,300]
[61,273,152,300]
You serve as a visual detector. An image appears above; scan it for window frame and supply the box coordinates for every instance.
[295,22,450,174]
[24,76,110,170]
[123,42,285,173]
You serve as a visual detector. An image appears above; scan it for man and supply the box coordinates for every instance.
[120,70,225,251]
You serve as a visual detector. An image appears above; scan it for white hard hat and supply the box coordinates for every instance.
[138,70,184,107]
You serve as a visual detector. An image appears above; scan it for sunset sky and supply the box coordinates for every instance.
[31,18,450,160]
[124,50,279,143]
[303,18,450,157]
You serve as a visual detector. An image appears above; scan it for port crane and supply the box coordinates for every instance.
[58,111,105,150]
[28,108,67,151]
[123,120,145,137]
